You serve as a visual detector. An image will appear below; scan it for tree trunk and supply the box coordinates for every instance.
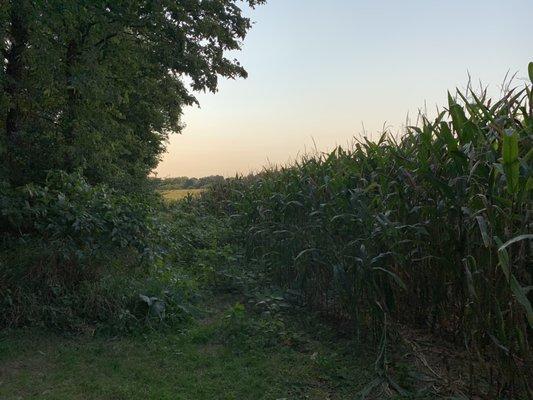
[65,39,80,139]
[4,0,29,185]
[63,38,80,172]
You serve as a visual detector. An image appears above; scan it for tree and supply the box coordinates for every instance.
[0,0,265,188]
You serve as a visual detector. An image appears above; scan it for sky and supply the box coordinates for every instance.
[155,0,533,178]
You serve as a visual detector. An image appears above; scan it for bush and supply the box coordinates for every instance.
[0,172,172,330]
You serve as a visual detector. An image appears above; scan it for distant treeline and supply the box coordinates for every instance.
[151,176,225,191]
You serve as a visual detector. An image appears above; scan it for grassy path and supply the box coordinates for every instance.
[0,294,377,400]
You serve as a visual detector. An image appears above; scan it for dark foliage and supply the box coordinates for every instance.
[0,0,264,188]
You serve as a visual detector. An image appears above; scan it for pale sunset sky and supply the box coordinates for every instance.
[156,0,532,178]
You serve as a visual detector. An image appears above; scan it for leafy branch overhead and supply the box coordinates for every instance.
[0,0,265,188]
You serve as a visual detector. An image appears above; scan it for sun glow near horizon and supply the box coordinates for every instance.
[155,0,533,178]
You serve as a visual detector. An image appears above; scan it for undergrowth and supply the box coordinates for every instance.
[0,174,231,333]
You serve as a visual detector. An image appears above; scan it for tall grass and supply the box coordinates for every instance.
[209,70,532,395]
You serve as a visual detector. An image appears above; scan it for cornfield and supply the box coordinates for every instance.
[208,70,532,394]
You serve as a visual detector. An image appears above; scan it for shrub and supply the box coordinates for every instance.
[0,172,169,330]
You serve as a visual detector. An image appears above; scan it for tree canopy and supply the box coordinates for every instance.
[0,0,264,189]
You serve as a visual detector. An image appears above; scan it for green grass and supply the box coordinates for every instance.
[160,188,206,201]
[0,295,376,400]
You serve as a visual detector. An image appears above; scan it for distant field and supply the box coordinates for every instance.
[160,188,206,201]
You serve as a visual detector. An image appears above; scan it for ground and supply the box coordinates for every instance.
[0,293,381,400]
